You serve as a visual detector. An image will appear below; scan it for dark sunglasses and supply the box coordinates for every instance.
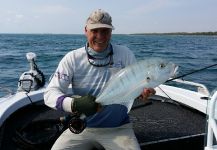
[85,43,113,67]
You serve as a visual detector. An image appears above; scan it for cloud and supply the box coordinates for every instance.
[1,10,25,23]
[15,14,24,19]
[128,0,171,15]
[35,5,74,15]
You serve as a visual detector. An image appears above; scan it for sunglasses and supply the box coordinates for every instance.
[85,43,113,67]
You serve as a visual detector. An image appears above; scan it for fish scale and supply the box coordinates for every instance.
[96,58,177,112]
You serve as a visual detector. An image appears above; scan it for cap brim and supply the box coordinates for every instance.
[87,24,114,30]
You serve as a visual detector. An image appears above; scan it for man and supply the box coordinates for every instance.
[44,9,155,150]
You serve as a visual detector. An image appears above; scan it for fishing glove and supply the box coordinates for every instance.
[72,95,98,117]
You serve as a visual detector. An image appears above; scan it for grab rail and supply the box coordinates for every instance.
[205,91,217,150]
[171,79,210,96]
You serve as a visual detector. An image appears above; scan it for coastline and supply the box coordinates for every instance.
[130,32,217,36]
[1,32,217,36]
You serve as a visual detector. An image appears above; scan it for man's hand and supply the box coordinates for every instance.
[138,88,156,102]
[72,95,101,117]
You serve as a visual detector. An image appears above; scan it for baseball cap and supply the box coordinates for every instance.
[86,9,114,30]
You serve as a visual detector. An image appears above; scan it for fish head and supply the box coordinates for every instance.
[157,59,178,78]
[143,58,178,87]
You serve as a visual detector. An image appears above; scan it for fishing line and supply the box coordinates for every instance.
[25,93,34,104]
[132,63,217,110]
[157,63,217,105]
[166,63,217,82]
[157,86,172,100]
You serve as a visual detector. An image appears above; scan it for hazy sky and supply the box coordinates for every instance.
[0,0,216,34]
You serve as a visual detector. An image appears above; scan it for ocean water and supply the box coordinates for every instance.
[0,34,217,96]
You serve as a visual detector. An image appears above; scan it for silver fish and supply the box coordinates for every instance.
[96,58,177,112]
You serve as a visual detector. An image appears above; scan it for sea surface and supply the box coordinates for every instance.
[0,34,217,97]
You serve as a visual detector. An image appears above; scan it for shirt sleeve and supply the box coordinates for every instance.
[44,52,74,113]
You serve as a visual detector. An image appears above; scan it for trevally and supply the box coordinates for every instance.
[96,58,178,112]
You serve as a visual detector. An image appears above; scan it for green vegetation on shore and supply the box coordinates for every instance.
[131,32,217,35]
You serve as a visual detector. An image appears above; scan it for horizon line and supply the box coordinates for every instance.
[0,31,217,35]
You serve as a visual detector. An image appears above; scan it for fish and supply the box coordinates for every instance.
[95,58,177,112]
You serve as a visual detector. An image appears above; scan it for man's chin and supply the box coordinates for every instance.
[93,46,107,52]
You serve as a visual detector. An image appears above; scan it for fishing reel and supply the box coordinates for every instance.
[68,115,86,134]
[13,114,86,150]
[61,113,86,134]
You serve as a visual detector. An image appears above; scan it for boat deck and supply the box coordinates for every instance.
[0,96,207,150]
[131,97,206,149]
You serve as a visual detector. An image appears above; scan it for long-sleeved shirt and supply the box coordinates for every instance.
[44,43,136,127]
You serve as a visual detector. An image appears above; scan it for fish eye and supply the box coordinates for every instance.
[160,63,166,68]
[146,77,151,82]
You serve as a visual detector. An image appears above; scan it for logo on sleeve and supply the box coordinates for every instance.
[54,71,69,81]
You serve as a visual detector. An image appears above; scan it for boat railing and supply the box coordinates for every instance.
[171,78,210,96]
[205,91,217,150]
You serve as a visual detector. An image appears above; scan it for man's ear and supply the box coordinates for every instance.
[84,26,88,36]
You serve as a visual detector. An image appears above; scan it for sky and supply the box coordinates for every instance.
[0,0,216,34]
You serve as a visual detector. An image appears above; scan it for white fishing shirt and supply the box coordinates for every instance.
[44,43,136,127]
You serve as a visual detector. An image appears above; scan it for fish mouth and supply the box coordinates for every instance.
[170,64,179,78]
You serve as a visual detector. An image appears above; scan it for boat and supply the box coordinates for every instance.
[0,52,216,150]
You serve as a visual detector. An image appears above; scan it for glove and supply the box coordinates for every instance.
[72,95,98,117]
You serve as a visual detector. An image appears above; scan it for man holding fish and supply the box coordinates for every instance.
[44,9,156,150]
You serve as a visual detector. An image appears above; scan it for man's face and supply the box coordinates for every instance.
[85,27,112,52]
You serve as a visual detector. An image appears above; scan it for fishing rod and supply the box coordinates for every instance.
[132,63,217,111]
[166,63,217,82]
[104,62,217,110]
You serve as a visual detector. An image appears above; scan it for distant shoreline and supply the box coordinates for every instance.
[131,32,217,35]
[1,32,217,35]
